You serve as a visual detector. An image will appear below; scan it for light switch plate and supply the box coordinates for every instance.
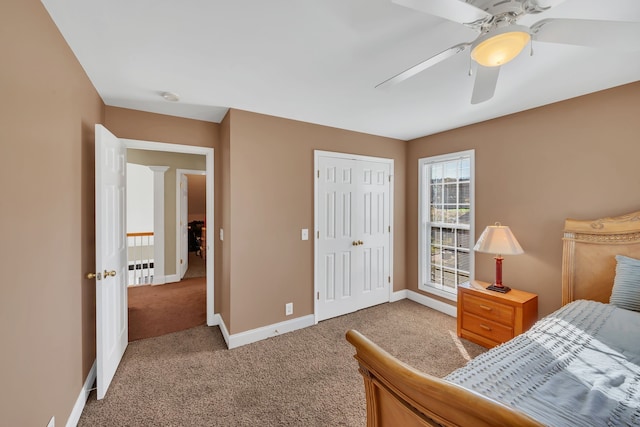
[301,229,308,240]
[219,228,224,241]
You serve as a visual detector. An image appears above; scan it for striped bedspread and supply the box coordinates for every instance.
[446,300,640,426]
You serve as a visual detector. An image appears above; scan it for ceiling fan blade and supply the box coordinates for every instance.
[376,43,470,89]
[531,19,640,50]
[392,0,492,26]
[471,65,500,104]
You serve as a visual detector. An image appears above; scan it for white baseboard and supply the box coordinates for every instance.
[65,360,96,427]
[207,311,220,327]
[223,315,315,349]
[406,290,457,317]
[152,275,166,285]
[216,314,231,348]
[162,274,180,284]
[390,290,408,302]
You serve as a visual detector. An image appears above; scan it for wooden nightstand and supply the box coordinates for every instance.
[457,280,538,348]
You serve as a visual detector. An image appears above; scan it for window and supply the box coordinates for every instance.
[419,150,474,301]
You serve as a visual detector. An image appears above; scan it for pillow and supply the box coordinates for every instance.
[610,255,640,312]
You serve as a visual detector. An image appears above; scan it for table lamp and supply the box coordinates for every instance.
[473,222,523,293]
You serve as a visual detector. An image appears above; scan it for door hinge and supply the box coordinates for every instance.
[388,276,391,283]
[317,231,320,238]
[388,225,391,232]
[388,175,391,182]
[317,291,320,300]
[180,259,183,264]
[317,170,320,178]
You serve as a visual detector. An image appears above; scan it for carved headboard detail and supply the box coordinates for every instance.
[562,210,640,305]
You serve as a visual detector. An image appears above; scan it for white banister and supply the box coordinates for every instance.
[127,232,154,286]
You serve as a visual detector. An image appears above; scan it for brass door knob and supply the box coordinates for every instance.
[87,272,97,279]
[352,241,359,246]
[104,270,117,277]
[358,240,364,245]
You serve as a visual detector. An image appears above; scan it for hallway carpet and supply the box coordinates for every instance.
[128,277,206,342]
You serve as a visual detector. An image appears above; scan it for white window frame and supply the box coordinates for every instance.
[418,150,475,302]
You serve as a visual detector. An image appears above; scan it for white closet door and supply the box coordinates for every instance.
[316,154,391,322]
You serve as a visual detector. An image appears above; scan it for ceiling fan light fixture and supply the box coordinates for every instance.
[471,25,531,67]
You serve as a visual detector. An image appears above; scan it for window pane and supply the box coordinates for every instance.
[430,206,443,223]
[431,227,441,245]
[457,207,470,225]
[442,228,455,246]
[431,184,442,204]
[431,164,442,182]
[444,183,457,204]
[457,229,470,248]
[431,265,442,285]
[459,158,470,181]
[459,182,470,204]
[443,269,456,289]
[442,249,455,268]
[457,251,470,272]
[444,162,457,180]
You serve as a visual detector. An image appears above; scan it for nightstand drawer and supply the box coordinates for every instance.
[462,293,514,325]
[461,312,513,344]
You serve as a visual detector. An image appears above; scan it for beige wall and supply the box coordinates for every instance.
[0,1,104,425]
[225,109,406,334]
[407,81,640,318]
[127,150,206,276]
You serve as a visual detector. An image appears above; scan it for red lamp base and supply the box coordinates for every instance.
[488,255,511,293]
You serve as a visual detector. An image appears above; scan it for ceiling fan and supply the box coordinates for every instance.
[378,0,640,104]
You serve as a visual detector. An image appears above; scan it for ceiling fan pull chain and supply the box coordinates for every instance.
[530,38,534,57]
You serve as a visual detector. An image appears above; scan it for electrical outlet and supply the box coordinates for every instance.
[285,302,293,316]
[47,416,55,427]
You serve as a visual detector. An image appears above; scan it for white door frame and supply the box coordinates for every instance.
[313,150,394,324]
[123,139,216,326]
[176,169,206,279]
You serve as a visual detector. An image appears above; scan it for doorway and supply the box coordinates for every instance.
[176,169,207,281]
[123,138,215,329]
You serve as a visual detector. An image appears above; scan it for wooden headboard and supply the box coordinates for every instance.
[562,210,640,305]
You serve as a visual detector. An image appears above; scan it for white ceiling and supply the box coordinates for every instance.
[41,0,640,140]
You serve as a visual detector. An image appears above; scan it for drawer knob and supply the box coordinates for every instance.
[480,304,492,311]
[480,324,492,331]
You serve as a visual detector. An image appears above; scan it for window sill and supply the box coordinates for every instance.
[417,284,458,302]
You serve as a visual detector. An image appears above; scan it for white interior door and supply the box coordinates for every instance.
[95,124,128,400]
[315,153,392,322]
[180,174,189,278]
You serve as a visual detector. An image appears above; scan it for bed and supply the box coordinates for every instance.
[346,211,640,426]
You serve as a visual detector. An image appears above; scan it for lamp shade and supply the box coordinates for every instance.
[473,223,524,256]
[471,25,530,67]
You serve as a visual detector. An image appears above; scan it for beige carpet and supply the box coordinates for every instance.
[80,300,485,426]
